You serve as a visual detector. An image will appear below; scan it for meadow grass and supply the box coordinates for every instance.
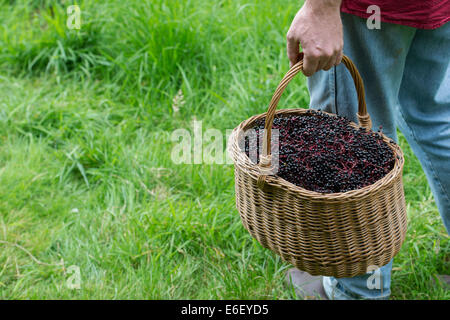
[0,0,448,299]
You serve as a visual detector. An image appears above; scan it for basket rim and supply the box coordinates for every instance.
[229,108,405,200]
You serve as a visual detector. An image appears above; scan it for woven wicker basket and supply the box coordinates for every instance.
[228,56,407,278]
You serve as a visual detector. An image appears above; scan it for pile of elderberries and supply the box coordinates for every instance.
[244,110,396,193]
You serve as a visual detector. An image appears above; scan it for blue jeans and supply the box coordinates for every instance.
[308,13,450,299]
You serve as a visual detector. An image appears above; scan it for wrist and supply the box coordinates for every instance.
[304,0,342,13]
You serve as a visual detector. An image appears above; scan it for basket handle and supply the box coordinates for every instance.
[257,55,371,188]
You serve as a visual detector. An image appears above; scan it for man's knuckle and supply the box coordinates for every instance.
[323,47,334,57]
[307,50,320,59]
[302,65,312,76]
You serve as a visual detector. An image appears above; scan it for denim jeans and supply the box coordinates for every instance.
[307,13,450,299]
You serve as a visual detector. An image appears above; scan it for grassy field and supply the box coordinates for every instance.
[0,0,448,299]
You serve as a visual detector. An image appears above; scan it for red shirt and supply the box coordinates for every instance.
[341,0,450,29]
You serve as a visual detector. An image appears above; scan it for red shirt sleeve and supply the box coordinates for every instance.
[341,0,450,29]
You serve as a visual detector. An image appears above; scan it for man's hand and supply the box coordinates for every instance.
[286,0,343,76]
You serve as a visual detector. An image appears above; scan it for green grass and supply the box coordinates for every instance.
[0,0,448,299]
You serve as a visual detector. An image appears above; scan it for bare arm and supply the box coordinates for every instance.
[286,0,343,76]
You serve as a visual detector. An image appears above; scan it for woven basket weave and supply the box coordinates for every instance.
[228,56,407,278]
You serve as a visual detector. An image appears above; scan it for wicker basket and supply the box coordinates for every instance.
[228,56,407,278]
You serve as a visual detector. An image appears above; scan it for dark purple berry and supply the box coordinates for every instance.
[243,111,395,193]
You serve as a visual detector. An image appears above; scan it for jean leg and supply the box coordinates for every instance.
[308,13,416,299]
[396,22,450,234]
